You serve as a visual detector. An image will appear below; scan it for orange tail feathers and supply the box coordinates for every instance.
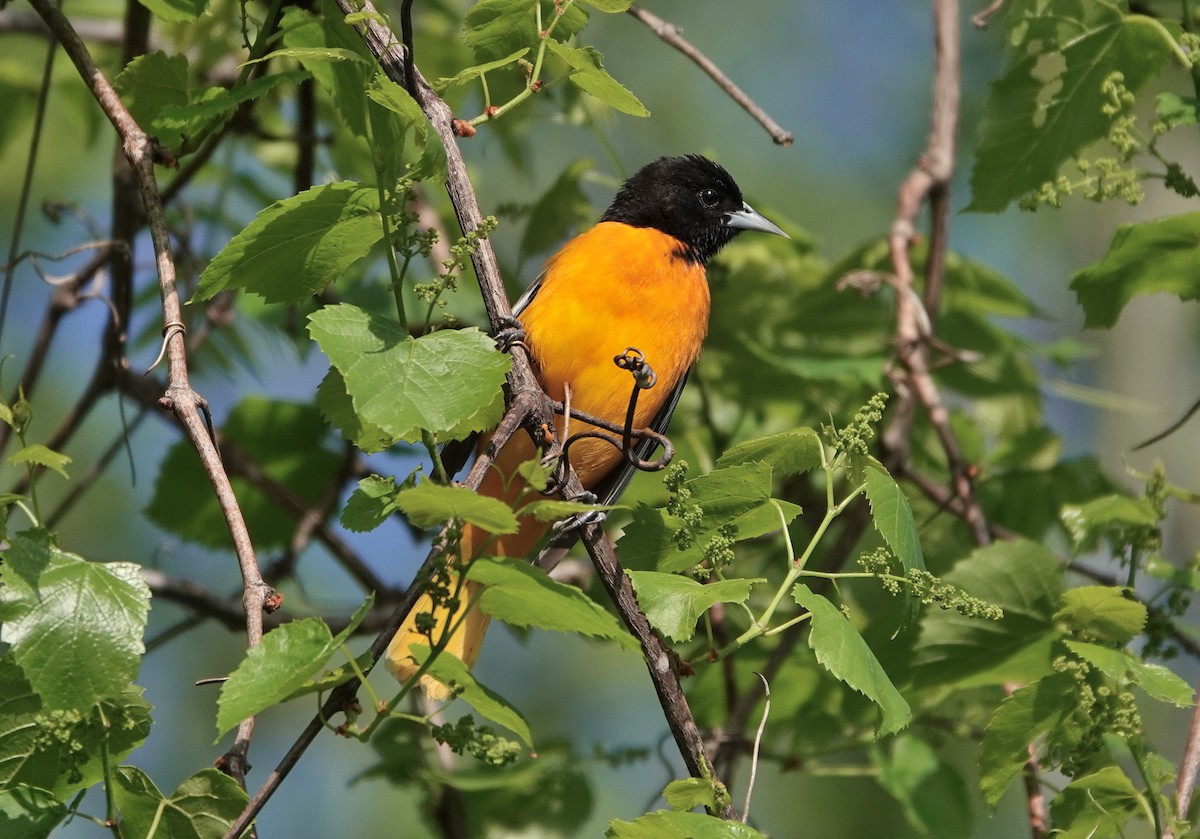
[385,575,492,701]
[386,436,549,699]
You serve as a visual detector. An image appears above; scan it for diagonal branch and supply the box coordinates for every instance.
[26,0,274,789]
[626,4,794,147]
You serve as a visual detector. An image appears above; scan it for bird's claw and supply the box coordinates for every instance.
[493,316,526,352]
[552,492,607,532]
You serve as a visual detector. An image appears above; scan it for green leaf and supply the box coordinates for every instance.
[1156,91,1200,129]
[1055,586,1146,643]
[113,767,249,839]
[544,41,649,117]
[113,51,191,147]
[862,458,924,628]
[1060,493,1158,551]
[0,532,150,711]
[579,0,631,10]
[147,399,341,550]
[137,0,207,22]
[0,785,66,839]
[433,48,531,90]
[1049,766,1143,839]
[6,445,70,479]
[968,7,1176,212]
[468,556,634,647]
[242,46,370,68]
[316,367,396,453]
[792,584,911,735]
[341,474,399,532]
[1070,213,1200,328]
[979,673,1077,806]
[913,539,1063,689]
[617,464,802,573]
[1128,658,1195,706]
[607,810,767,838]
[216,595,372,736]
[661,777,719,812]
[157,70,309,143]
[520,159,594,262]
[629,572,762,643]
[714,427,822,477]
[411,647,533,747]
[518,498,614,523]
[875,735,971,839]
[309,304,510,442]
[0,658,152,797]
[196,183,383,304]
[397,481,518,534]
[464,0,589,64]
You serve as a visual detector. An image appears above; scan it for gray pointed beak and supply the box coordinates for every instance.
[725,202,789,238]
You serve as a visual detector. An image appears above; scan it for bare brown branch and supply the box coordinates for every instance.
[27,0,271,788]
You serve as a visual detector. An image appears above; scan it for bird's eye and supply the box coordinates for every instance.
[698,188,719,208]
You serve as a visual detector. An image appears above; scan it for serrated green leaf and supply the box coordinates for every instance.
[216,595,371,737]
[137,0,206,22]
[0,784,66,839]
[1055,586,1146,643]
[0,532,149,711]
[968,8,1176,212]
[468,557,634,647]
[629,572,761,643]
[1128,658,1194,706]
[434,48,531,90]
[147,398,341,549]
[579,0,631,10]
[1070,213,1200,328]
[1049,766,1142,839]
[114,767,249,839]
[316,367,396,453]
[793,584,911,735]
[410,647,532,747]
[1156,91,1200,129]
[309,304,510,442]
[518,498,613,523]
[464,0,589,64]
[661,777,719,812]
[157,70,309,142]
[341,474,399,532]
[607,810,767,838]
[617,465,801,574]
[242,46,370,68]
[0,658,152,798]
[1060,493,1158,551]
[862,458,924,628]
[875,735,971,839]
[6,445,70,479]
[544,41,648,116]
[520,159,594,262]
[196,183,382,304]
[397,481,518,534]
[714,427,822,477]
[113,51,191,146]
[979,673,1076,806]
[913,539,1063,689]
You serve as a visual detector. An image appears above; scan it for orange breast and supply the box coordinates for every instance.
[518,222,711,485]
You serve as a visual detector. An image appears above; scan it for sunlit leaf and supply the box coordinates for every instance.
[793,584,911,735]
[628,572,761,642]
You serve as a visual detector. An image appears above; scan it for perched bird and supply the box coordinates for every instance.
[386,154,787,697]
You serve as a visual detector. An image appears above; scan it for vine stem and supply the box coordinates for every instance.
[27,0,274,789]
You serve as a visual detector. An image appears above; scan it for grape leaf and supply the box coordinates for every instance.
[627,571,762,642]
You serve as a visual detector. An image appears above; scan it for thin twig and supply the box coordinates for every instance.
[27,0,272,789]
[971,0,1006,29]
[626,4,794,147]
[1173,686,1200,837]
[742,673,770,824]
